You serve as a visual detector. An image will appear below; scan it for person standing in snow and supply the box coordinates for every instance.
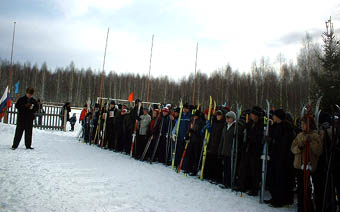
[12,88,38,150]
[239,106,264,196]
[172,103,191,169]
[69,113,77,131]
[136,108,151,159]
[204,109,225,183]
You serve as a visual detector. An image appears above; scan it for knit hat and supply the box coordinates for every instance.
[162,107,170,113]
[226,111,236,120]
[183,103,190,109]
[216,110,223,116]
[194,110,201,117]
[110,100,116,105]
[273,109,286,121]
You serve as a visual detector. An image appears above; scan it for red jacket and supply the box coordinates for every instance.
[80,108,87,121]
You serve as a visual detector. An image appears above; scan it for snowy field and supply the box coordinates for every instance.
[0,119,296,212]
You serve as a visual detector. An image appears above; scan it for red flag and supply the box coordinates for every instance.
[128,92,134,102]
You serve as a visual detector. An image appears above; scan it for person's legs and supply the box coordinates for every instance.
[24,122,33,148]
[12,123,25,149]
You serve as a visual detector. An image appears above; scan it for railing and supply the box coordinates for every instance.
[5,103,67,131]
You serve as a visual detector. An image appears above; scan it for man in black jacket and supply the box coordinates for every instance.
[12,88,38,150]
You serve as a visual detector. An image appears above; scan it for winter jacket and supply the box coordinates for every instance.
[80,108,87,122]
[218,122,239,157]
[70,116,77,125]
[15,95,38,123]
[291,130,323,173]
[207,118,225,155]
[172,112,191,141]
[244,118,264,156]
[189,117,205,143]
[139,114,151,136]
[161,115,170,136]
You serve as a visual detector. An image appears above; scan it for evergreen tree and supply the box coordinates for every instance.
[313,17,340,111]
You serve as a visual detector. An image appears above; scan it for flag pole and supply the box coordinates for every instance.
[146,34,154,103]
[192,42,198,105]
[4,21,16,124]
[99,27,109,99]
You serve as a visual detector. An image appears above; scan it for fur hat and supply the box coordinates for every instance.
[273,109,286,121]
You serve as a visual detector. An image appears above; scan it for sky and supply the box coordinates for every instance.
[0,0,340,79]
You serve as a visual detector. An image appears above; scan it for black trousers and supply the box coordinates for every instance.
[222,156,232,187]
[12,120,33,148]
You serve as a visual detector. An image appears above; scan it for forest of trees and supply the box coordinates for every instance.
[1,20,339,116]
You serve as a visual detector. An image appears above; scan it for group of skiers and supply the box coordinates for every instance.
[78,98,340,212]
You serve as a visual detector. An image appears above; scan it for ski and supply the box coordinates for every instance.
[200,96,214,180]
[165,118,172,165]
[94,99,104,145]
[141,135,154,161]
[231,103,242,191]
[260,99,270,203]
[100,101,109,148]
[171,100,183,170]
[130,102,142,157]
[150,117,164,163]
[177,108,196,173]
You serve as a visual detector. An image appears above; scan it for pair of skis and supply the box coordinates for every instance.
[299,96,322,211]
[199,96,215,180]
[171,100,184,170]
[231,104,242,190]
[260,100,270,203]
[130,102,142,157]
[141,116,164,163]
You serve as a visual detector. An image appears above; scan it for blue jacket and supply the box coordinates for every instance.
[172,112,191,141]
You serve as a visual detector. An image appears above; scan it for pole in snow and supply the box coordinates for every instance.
[192,42,198,105]
[146,34,154,103]
[99,27,110,99]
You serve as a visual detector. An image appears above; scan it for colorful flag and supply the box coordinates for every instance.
[128,92,134,103]
[15,81,20,94]
[0,86,11,119]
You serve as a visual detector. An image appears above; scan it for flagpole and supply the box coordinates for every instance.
[99,27,109,99]
[146,34,154,103]
[4,21,16,124]
[8,21,16,94]
[192,42,198,105]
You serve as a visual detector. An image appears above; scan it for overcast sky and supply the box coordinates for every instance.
[1,0,340,79]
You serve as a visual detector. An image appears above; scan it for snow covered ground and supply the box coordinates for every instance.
[0,121,296,212]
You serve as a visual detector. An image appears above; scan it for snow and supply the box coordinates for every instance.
[0,120,295,212]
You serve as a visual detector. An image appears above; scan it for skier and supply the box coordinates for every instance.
[144,108,161,161]
[12,88,38,150]
[35,98,44,125]
[106,101,118,150]
[186,109,205,176]
[61,102,71,128]
[204,109,225,183]
[79,104,88,125]
[157,107,171,163]
[69,113,77,131]
[172,103,191,169]
[291,115,323,212]
[136,108,151,159]
[239,106,264,196]
[218,111,242,188]
[265,109,295,207]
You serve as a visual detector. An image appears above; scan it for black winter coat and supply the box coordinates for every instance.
[189,117,205,143]
[207,118,225,155]
[16,95,38,124]
[244,118,264,156]
[218,122,243,157]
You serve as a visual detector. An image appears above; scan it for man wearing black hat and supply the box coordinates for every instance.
[204,110,225,183]
[12,88,38,150]
[239,106,264,196]
[186,110,205,175]
[105,101,118,150]
[264,109,295,207]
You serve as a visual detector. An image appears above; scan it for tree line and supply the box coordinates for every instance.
[0,19,339,115]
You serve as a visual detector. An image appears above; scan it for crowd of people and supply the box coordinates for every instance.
[77,98,340,212]
[9,87,339,212]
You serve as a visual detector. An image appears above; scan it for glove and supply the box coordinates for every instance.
[184,133,190,141]
[172,134,177,141]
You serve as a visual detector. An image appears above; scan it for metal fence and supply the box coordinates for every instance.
[6,103,67,131]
